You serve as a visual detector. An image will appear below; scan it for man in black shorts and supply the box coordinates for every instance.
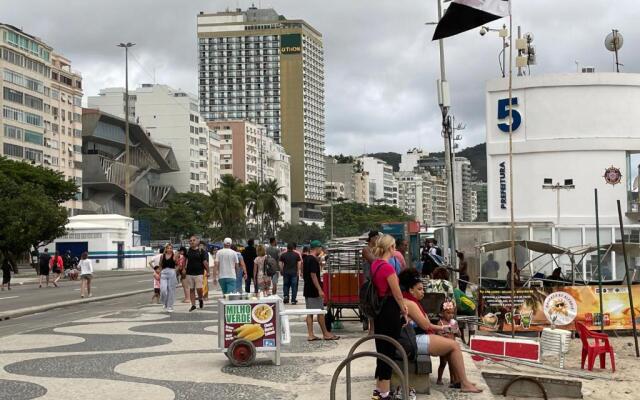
[38,248,51,288]
[186,235,209,312]
[303,240,338,341]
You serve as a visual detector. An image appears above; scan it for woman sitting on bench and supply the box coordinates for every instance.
[399,268,482,393]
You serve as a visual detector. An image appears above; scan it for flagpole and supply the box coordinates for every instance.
[507,2,516,339]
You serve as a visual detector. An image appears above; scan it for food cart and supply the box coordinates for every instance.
[323,246,366,329]
[218,296,281,366]
[218,295,326,366]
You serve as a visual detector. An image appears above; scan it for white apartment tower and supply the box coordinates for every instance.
[358,156,398,206]
[197,6,326,211]
[88,84,218,194]
[1,23,83,214]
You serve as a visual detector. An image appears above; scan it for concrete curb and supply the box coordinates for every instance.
[12,270,152,286]
[0,288,151,321]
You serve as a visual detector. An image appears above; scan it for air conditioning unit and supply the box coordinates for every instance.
[582,66,596,73]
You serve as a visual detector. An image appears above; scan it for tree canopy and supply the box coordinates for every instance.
[136,192,210,241]
[136,174,288,242]
[277,222,328,245]
[324,202,412,237]
[0,157,77,259]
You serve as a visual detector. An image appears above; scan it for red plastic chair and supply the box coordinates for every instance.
[575,321,616,372]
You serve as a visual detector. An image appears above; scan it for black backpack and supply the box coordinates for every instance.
[359,262,387,319]
[264,255,278,277]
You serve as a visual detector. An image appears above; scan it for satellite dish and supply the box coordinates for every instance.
[605,30,623,51]
[605,30,623,72]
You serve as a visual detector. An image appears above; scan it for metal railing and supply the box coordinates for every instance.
[329,334,409,400]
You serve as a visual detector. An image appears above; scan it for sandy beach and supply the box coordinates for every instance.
[474,335,639,399]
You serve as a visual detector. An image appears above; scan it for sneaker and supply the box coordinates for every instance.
[283,297,289,304]
[189,305,196,312]
[394,386,416,400]
[167,308,174,313]
[199,299,204,309]
[291,300,298,305]
[371,390,393,400]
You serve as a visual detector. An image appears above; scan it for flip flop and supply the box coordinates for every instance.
[307,337,321,342]
[323,336,340,340]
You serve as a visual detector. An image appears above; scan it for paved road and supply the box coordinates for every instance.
[0,292,150,337]
[0,272,156,314]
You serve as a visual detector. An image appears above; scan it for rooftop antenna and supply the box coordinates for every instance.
[605,29,624,73]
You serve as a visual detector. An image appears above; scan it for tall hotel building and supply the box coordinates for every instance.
[1,23,83,214]
[197,7,326,219]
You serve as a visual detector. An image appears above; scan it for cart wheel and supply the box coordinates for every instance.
[227,339,256,367]
[325,307,334,332]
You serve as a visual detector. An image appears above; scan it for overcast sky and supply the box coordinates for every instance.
[6,1,640,155]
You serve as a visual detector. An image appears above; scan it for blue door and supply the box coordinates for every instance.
[56,242,88,260]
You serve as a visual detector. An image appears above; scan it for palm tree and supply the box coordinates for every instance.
[260,179,288,237]
[245,180,263,239]
[207,174,246,239]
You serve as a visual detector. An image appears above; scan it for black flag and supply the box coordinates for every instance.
[433,0,510,40]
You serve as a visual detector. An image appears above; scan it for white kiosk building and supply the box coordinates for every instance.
[52,215,153,271]
[468,72,640,282]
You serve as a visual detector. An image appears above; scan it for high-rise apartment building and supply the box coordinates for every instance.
[325,181,345,202]
[197,6,326,214]
[1,23,83,214]
[358,156,398,206]
[472,182,487,222]
[399,148,426,172]
[208,120,291,223]
[430,175,448,225]
[396,171,424,222]
[454,157,476,223]
[209,130,221,190]
[324,156,370,205]
[88,84,217,194]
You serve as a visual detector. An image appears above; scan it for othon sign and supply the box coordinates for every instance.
[497,97,522,133]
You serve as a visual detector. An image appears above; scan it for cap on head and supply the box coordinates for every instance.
[223,238,232,245]
[310,240,323,249]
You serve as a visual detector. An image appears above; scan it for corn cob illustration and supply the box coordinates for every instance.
[233,324,264,341]
[233,324,257,336]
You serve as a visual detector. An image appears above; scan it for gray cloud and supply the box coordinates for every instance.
[5,0,640,156]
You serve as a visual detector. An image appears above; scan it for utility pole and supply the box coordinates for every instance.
[435,0,457,269]
[117,42,135,217]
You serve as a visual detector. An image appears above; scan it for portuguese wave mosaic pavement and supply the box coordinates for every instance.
[0,298,486,399]
[0,299,373,400]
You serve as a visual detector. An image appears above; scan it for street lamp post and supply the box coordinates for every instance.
[542,179,575,225]
[117,42,135,217]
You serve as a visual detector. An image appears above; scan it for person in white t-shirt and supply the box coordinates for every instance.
[214,238,240,294]
[78,251,93,298]
[148,247,164,269]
